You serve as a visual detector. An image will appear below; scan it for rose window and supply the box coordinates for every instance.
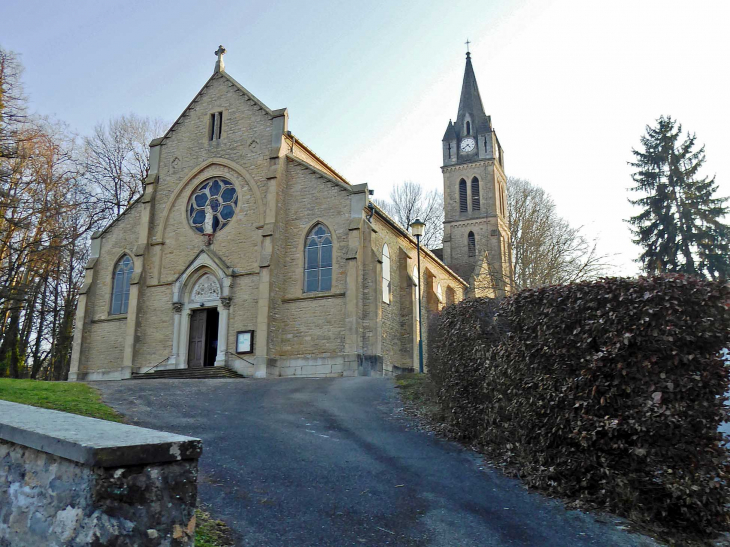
[188,178,238,234]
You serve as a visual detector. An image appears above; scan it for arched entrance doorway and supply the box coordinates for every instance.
[169,250,233,370]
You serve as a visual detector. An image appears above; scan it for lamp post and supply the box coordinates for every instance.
[410,218,426,374]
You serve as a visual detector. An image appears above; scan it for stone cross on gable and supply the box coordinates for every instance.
[214,45,226,73]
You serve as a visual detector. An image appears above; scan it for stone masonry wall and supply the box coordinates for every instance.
[0,440,197,546]
[270,159,350,364]
[79,204,142,376]
[151,73,272,244]
[371,213,466,374]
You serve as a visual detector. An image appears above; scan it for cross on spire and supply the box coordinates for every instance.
[214,45,226,73]
[465,39,471,54]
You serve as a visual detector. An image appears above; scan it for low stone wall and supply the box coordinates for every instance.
[0,400,202,546]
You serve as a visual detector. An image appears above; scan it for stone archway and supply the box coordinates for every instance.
[168,249,233,369]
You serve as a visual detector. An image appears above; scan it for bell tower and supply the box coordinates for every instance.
[441,50,512,297]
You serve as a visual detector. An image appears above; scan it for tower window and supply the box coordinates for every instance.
[209,111,223,141]
[471,177,480,211]
[466,121,471,135]
[459,179,468,212]
[468,232,476,257]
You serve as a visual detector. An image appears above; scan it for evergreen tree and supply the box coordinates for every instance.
[628,116,730,280]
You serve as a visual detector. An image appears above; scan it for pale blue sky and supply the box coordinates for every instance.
[2,0,729,275]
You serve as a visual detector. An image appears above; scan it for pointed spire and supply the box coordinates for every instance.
[455,51,490,137]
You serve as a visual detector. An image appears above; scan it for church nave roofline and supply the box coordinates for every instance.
[370,203,468,288]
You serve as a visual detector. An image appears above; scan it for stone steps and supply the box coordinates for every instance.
[129,367,244,380]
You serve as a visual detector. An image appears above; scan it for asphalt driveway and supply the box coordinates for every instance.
[95,377,656,547]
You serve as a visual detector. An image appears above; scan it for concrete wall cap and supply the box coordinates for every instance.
[0,401,202,467]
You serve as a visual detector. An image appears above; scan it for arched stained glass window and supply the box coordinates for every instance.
[468,232,476,258]
[111,255,133,315]
[471,177,480,211]
[188,178,238,234]
[459,179,468,213]
[304,224,333,293]
[382,244,391,304]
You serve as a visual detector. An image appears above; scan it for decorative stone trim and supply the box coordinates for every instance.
[91,315,128,323]
[282,292,346,303]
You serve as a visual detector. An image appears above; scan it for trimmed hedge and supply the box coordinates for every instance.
[429,275,730,539]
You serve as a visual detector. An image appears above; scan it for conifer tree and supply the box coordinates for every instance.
[628,116,730,280]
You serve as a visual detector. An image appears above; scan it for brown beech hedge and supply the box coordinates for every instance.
[428,275,730,538]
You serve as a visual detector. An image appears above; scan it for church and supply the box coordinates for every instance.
[68,47,511,381]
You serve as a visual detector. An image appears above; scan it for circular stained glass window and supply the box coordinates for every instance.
[188,178,238,234]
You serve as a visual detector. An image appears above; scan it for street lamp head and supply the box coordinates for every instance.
[410,218,426,238]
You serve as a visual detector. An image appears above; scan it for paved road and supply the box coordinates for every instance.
[95,378,656,547]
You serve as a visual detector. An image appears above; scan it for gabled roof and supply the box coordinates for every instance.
[371,204,468,287]
[159,70,284,144]
[284,133,349,184]
[285,154,352,193]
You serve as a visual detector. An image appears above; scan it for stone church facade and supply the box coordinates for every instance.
[69,48,510,381]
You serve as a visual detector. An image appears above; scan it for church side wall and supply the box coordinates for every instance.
[78,205,143,377]
[370,219,413,375]
[269,160,350,376]
[371,215,467,375]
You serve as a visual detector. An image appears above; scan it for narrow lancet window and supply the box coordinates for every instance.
[466,121,471,135]
[304,224,333,293]
[468,232,476,258]
[471,177,480,211]
[111,255,133,315]
[382,244,391,303]
[459,179,468,213]
[209,111,223,141]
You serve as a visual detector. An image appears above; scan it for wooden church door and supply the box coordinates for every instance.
[187,309,207,369]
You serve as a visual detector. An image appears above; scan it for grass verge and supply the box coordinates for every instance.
[195,507,235,547]
[394,373,441,421]
[0,378,123,422]
[0,378,236,545]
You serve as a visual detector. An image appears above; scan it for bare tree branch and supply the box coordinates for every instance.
[374,181,444,249]
[507,177,611,290]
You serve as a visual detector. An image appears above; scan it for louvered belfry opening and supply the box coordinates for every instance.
[471,177,480,211]
[468,231,476,257]
[459,179,468,212]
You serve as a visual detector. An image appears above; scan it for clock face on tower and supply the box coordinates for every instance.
[460,137,476,153]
